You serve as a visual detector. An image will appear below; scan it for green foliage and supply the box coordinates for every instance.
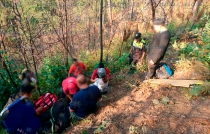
[161,96,170,105]
[107,52,129,73]
[167,21,176,35]
[94,120,111,134]
[0,128,7,134]
[201,14,210,45]
[0,55,23,110]
[39,53,68,95]
[181,82,210,100]
[178,43,210,64]
[129,125,139,133]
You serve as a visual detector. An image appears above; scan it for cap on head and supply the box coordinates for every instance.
[135,33,141,39]
[153,18,165,26]
[97,68,106,78]
[98,63,104,68]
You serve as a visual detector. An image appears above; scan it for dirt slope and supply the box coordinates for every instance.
[63,72,210,134]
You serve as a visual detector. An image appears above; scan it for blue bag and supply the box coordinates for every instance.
[156,62,173,79]
[162,63,173,76]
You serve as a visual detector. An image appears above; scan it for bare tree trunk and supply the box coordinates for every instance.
[100,0,103,63]
[64,0,70,65]
[130,0,134,20]
[150,0,156,22]
[192,0,203,21]
[0,54,18,90]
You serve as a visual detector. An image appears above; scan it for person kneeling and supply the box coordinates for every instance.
[93,68,109,94]
[69,75,102,120]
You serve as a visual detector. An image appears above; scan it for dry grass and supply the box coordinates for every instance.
[173,59,210,80]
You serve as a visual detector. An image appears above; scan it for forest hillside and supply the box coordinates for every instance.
[0,0,210,133]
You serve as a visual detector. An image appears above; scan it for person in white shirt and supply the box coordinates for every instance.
[93,68,109,94]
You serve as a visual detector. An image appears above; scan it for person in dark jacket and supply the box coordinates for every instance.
[145,18,171,79]
[69,75,102,120]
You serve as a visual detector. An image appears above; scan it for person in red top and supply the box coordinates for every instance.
[91,63,111,82]
[61,77,79,101]
[68,58,86,77]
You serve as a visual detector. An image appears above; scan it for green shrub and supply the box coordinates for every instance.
[189,82,210,98]
[178,43,210,65]
[38,53,68,95]
[201,14,210,45]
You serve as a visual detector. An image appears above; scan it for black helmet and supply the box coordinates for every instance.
[135,33,141,39]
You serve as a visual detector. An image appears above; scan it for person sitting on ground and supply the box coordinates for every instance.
[129,32,147,68]
[61,77,79,101]
[68,58,86,77]
[1,83,42,133]
[3,69,42,113]
[69,75,102,120]
[91,62,110,83]
[93,68,109,93]
[145,18,171,80]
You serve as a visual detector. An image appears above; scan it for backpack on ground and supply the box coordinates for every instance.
[37,99,70,134]
[156,62,173,79]
[34,92,58,115]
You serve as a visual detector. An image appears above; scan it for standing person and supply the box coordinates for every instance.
[61,77,79,101]
[90,63,110,82]
[68,58,86,77]
[69,75,102,119]
[145,18,171,80]
[129,32,147,68]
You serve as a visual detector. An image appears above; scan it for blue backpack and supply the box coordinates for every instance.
[156,63,173,79]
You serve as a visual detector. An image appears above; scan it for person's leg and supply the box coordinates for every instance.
[129,55,133,65]
[145,58,157,79]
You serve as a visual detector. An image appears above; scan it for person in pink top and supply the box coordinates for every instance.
[61,77,79,101]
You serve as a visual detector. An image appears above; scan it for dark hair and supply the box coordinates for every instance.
[98,63,104,68]
[20,84,35,94]
[22,70,33,81]
[76,75,90,85]
[73,58,77,62]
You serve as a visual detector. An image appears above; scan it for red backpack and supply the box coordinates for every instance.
[34,93,58,115]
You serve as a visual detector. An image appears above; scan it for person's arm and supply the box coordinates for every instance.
[102,77,108,83]
[69,96,77,112]
[106,68,111,80]
[68,65,75,77]
[69,107,74,112]
[139,45,146,63]
[66,94,73,101]
[98,92,102,101]
[91,69,97,82]
[35,106,44,115]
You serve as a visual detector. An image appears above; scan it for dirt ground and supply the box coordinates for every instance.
[62,71,210,134]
